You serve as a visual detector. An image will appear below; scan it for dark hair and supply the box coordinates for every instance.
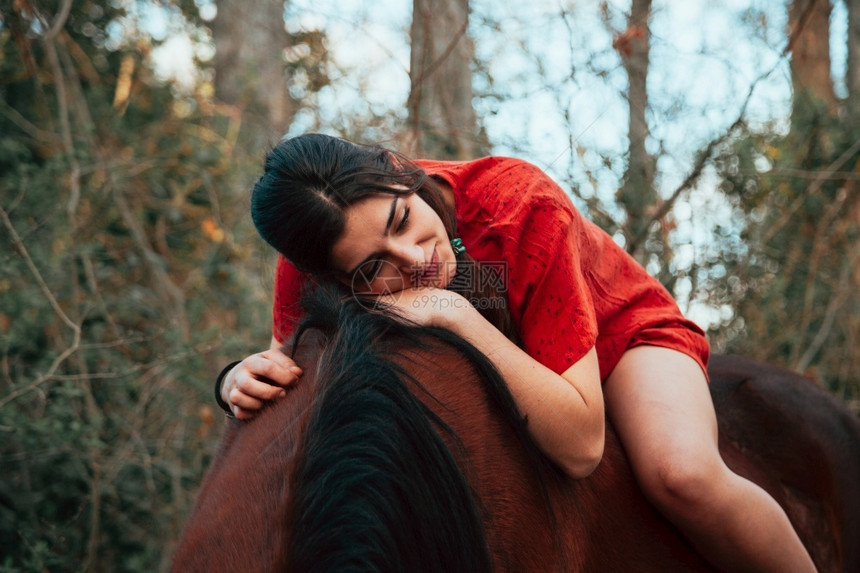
[251,134,424,275]
[284,286,495,572]
[283,284,560,571]
[251,133,519,342]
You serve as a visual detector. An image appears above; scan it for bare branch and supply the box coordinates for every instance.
[0,327,82,410]
[758,137,860,246]
[625,97,748,254]
[44,38,82,223]
[39,0,73,42]
[796,247,860,372]
[624,6,835,257]
[743,167,860,181]
[0,205,78,331]
[0,205,84,409]
[110,183,190,338]
[0,99,63,144]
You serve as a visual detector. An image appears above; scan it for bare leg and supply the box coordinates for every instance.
[604,346,816,572]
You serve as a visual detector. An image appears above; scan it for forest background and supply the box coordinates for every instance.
[1,0,858,570]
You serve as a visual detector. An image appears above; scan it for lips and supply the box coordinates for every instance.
[418,247,439,285]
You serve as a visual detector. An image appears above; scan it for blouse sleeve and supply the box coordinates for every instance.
[503,169,599,375]
[272,255,309,343]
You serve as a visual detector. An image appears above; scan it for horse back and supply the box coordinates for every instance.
[708,354,860,572]
[399,347,860,572]
[395,342,714,571]
[172,323,859,573]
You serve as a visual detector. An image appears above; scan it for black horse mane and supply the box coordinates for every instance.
[283,284,558,572]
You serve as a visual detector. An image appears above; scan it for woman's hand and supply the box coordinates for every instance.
[221,342,303,420]
[379,287,473,328]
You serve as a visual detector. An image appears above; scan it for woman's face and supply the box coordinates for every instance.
[330,192,457,295]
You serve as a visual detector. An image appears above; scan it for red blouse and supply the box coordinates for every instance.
[272,157,709,381]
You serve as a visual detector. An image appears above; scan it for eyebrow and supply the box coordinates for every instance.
[348,196,399,276]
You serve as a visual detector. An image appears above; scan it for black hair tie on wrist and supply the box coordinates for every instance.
[214,360,242,418]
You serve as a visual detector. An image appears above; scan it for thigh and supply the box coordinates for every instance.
[604,345,719,485]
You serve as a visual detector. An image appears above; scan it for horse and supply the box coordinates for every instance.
[172,286,860,572]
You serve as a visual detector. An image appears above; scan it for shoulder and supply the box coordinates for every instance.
[415,156,541,189]
[417,156,572,217]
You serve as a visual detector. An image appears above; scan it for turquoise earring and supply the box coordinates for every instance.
[451,238,466,255]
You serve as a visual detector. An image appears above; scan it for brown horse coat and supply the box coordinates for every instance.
[173,299,860,572]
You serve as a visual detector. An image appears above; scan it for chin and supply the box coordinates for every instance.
[441,262,458,289]
[438,250,456,287]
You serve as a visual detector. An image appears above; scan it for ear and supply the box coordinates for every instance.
[386,150,403,167]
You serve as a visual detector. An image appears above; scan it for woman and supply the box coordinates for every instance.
[217,133,815,572]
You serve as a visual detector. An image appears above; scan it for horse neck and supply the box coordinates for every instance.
[171,335,323,573]
[392,342,572,571]
[282,326,494,573]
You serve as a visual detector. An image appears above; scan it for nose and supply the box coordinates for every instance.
[388,239,423,274]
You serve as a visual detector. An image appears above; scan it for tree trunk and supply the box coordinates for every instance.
[615,0,655,262]
[213,0,295,148]
[407,0,483,160]
[788,0,838,124]
[847,0,860,125]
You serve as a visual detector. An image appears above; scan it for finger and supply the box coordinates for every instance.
[235,376,289,402]
[262,349,304,376]
[246,355,300,387]
[229,389,264,412]
[233,406,258,421]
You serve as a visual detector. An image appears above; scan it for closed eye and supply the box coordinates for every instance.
[397,207,410,231]
[354,203,409,282]
[359,260,382,282]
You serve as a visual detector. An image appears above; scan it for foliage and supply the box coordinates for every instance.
[0,1,273,570]
[707,97,859,403]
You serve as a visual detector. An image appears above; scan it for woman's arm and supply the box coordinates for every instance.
[219,336,303,420]
[392,288,605,478]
